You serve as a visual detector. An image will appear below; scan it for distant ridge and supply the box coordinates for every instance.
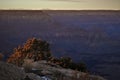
[0,10,120,15]
[0,9,120,11]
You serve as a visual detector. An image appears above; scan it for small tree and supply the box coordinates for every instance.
[7,38,52,66]
[59,57,72,68]
[77,62,87,72]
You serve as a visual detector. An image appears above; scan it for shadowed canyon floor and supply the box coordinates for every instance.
[0,10,120,80]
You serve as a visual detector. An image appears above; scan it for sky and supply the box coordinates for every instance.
[0,0,120,10]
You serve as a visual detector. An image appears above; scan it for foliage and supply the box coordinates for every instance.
[7,38,87,72]
[7,38,51,66]
[50,56,87,72]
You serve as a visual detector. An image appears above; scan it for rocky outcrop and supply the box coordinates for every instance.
[0,60,106,80]
[23,60,106,80]
[0,61,25,80]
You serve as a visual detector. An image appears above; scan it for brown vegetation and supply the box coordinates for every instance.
[7,38,87,72]
[7,38,51,66]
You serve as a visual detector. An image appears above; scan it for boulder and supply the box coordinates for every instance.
[0,61,25,80]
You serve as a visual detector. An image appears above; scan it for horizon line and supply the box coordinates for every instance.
[0,9,120,11]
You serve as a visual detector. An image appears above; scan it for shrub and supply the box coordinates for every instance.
[7,38,52,66]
